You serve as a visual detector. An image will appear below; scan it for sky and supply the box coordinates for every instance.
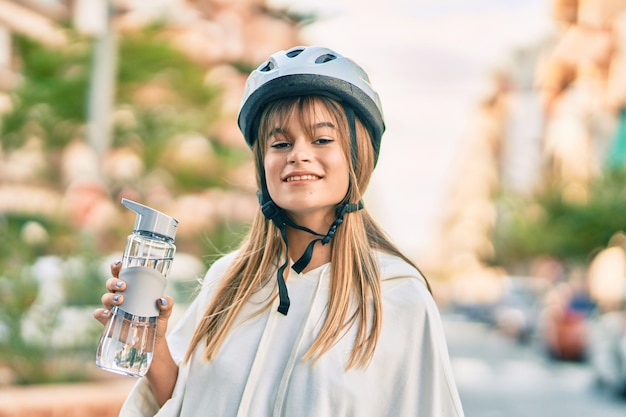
[269,0,554,258]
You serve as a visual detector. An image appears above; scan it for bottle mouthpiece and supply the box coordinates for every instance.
[121,198,179,241]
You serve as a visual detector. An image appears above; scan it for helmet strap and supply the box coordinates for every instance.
[342,104,359,173]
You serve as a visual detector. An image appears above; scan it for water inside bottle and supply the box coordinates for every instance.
[96,308,157,377]
[122,233,174,276]
[123,255,173,275]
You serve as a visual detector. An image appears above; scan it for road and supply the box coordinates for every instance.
[443,314,626,417]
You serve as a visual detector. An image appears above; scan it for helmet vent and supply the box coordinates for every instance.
[286,48,304,58]
[315,53,337,64]
[259,61,275,72]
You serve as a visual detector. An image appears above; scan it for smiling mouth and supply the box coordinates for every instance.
[284,174,320,182]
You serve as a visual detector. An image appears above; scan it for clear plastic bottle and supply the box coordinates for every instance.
[96,198,178,377]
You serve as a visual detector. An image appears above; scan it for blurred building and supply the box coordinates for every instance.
[438,0,626,303]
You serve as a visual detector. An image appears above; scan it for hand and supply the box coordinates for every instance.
[93,261,175,340]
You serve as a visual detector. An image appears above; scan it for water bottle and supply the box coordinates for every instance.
[96,198,179,377]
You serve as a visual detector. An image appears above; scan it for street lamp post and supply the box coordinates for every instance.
[77,0,118,167]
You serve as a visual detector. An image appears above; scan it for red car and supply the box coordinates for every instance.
[539,284,595,361]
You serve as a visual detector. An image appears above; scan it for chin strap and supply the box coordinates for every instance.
[260,197,363,315]
[290,201,363,273]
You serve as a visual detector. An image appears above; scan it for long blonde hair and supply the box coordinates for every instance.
[185,96,427,368]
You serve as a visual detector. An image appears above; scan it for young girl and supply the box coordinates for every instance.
[95,45,465,417]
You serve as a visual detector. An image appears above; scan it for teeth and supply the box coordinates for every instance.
[286,175,319,182]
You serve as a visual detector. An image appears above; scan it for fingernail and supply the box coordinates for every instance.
[115,281,124,288]
[160,298,167,306]
[114,260,122,266]
[103,309,110,315]
[113,295,120,302]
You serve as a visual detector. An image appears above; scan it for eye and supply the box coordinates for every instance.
[314,137,334,145]
[270,141,291,150]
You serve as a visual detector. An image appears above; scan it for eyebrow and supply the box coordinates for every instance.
[266,122,336,139]
[314,122,335,129]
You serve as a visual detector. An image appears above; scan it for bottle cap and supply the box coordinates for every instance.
[121,198,179,241]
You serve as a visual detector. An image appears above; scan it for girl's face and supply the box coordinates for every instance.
[263,99,350,224]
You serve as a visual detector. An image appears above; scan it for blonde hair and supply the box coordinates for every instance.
[185,96,427,368]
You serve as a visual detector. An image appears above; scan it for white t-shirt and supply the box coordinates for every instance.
[120,251,465,417]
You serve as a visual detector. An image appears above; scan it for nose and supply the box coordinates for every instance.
[287,139,312,164]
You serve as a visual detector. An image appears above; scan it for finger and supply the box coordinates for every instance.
[110,261,122,278]
[157,296,174,317]
[105,277,126,293]
[101,292,124,309]
[155,296,174,339]
[93,308,111,325]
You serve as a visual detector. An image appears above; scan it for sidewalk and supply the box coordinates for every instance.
[0,378,136,417]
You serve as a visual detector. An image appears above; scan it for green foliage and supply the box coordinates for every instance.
[0,217,107,384]
[117,27,217,107]
[200,220,250,257]
[0,267,38,338]
[0,214,73,267]
[1,28,221,161]
[112,28,234,192]
[1,35,90,150]
[491,168,626,268]
[61,244,109,307]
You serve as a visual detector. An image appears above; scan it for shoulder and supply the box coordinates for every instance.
[375,251,435,309]
[375,251,427,287]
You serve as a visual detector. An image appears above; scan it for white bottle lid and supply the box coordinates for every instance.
[122,198,179,241]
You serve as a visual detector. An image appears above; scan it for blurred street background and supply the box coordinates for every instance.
[2,0,626,416]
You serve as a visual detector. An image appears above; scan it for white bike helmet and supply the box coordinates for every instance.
[238,45,385,163]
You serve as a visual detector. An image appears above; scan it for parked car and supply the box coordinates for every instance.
[492,276,547,343]
[588,309,626,397]
[537,283,595,361]
[451,275,548,343]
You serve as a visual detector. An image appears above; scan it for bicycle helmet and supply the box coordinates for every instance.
[238,45,385,164]
[237,46,385,315]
